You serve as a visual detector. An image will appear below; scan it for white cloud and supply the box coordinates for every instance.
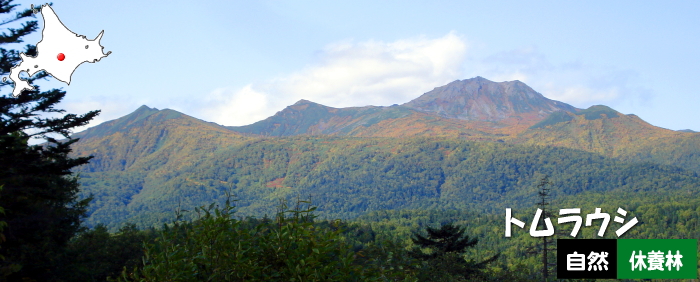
[203,85,270,127]
[199,35,653,127]
[198,32,468,126]
[60,33,652,132]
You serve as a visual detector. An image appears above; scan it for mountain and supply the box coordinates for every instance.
[226,78,700,171]
[229,77,578,139]
[513,105,700,171]
[402,76,577,121]
[67,77,700,230]
[69,106,262,228]
[517,105,677,155]
[71,105,251,172]
[228,100,415,136]
[71,117,700,230]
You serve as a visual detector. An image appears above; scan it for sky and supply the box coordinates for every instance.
[6,0,700,134]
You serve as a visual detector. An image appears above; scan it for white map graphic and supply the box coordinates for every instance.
[7,4,111,97]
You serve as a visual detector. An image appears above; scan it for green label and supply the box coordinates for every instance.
[617,239,697,279]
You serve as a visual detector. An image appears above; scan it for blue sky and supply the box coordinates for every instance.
[7,0,700,132]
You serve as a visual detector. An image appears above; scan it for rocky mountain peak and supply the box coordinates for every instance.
[402,77,577,121]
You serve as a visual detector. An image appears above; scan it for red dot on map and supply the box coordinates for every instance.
[57,53,65,61]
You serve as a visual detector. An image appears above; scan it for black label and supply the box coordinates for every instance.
[557,239,618,279]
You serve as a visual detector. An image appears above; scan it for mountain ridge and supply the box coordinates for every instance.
[65,76,700,230]
[228,77,583,138]
[77,77,696,159]
[402,77,578,121]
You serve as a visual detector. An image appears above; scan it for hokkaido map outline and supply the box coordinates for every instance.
[7,4,110,97]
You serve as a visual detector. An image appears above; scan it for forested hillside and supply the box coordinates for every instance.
[59,78,700,281]
[224,78,700,174]
[73,118,700,230]
[2,0,697,277]
[56,78,700,280]
[515,105,700,172]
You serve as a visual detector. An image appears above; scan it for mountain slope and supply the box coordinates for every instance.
[227,100,416,136]
[229,99,527,140]
[402,76,577,121]
[73,133,700,230]
[514,105,700,171]
[66,78,700,230]
[225,78,700,171]
[72,105,250,172]
[70,106,257,226]
[229,77,578,138]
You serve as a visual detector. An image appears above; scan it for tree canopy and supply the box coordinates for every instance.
[0,1,99,280]
[410,223,500,281]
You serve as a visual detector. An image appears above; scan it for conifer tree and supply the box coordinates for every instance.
[410,223,499,281]
[525,175,561,282]
[0,1,99,280]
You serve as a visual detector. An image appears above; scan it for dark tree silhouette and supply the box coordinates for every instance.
[410,223,500,281]
[0,1,99,280]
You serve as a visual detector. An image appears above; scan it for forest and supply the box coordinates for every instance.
[7,195,698,281]
[74,134,700,232]
[0,1,698,281]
